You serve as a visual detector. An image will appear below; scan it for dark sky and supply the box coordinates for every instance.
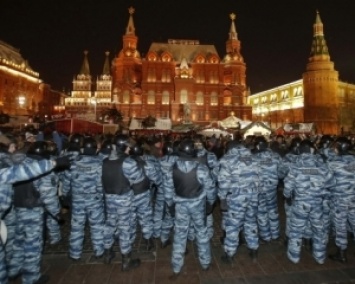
[1,0,354,93]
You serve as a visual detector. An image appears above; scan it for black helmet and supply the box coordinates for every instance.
[254,136,268,152]
[82,137,97,155]
[70,133,83,146]
[290,137,302,155]
[162,141,174,156]
[47,141,58,156]
[320,135,334,149]
[179,139,196,157]
[114,134,130,152]
[299,139,315,154]
[129,143,144,156]
[27,141,49,158]
[335,136,351,155]
[100,139,113,155]
[226,140,244,152]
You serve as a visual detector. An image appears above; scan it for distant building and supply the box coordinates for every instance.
[0,40,65,118]
[248,11,355,135]
[63,8,252,124]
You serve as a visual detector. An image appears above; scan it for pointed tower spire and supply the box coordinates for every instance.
[309,10,329,60]
[126,6,135,35]
[224,12,244,63]
[229,13,238,40]
[80,50,90,75]
[103,51,110,75]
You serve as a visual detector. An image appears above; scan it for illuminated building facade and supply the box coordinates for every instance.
[64,8,252,124]
[248,11,355,135]
[0,40,65,118]
[110,8,252,124]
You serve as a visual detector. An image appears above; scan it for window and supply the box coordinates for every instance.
[281,90,289,100]
[123,90,130,104]
[293,87,303,97]
[147,91,155,104]
[210,92,218,106]
[196,92,204,105]
[162,91,170,105]
[180,90,188,104]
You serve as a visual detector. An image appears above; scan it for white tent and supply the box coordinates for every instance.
[197,128,231,138]
[242,121,272,138]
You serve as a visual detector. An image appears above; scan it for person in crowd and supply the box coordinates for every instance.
[218,140,260,263]
[164,139,216,278]
[284,139,335,264]
[129,142,162,251]
[1,143,71,284]
[102,134,144,271]
[157,141,177,248]
[62,137,105,261]
[253,136,283,243]
[328,137,355,263]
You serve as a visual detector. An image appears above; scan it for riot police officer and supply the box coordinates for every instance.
[164,139,216,278]
[284,139,335,264]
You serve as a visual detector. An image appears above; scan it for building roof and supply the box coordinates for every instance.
[0,40,35,72]
[148,40,220,63]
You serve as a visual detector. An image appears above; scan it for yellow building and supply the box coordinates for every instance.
[248,11,355,135]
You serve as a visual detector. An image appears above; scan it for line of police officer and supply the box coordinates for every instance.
[1,131,355,283]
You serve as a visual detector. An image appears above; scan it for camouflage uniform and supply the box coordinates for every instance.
[5,158,56,284]
[188,148,219,241]
[62,154,105,259]
[165,156,216,274]
[129,154,162,246]
[102,151,145,256]
[284,153,335,264]
[253,149,283,241]
[327,154,355,251]
[218,146,260,259]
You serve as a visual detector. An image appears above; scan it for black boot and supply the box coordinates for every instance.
[122,252,141,271]
[145,238,154,251]
[34,275,50,284]
[103,248,115,264]
[220,230,226,245]
[221,252,233,264]
[249,249,258,263]
[161,239,171,249]
[329,247,347,263]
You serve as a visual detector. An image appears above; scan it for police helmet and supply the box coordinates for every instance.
[47,141,58,156]
[290,137,302,155]
[129,143,144,156]
[178,139,196,157]
[69,133,83,146]
[82,137,97,155]
[298,139,315,154]
[320,135,334,149]
[162,141,174,156]
[27,141,49,158]
[114,134,131,153]
[335,136,351,155]
[254,136,268,152]
[100,139,113,155]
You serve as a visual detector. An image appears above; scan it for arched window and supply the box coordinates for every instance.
[196,92,204,105]
[180,90,188,104]
[210,92,218,106]
[147,90,155,104]
[123,90,130,104]
[162,91,170,105]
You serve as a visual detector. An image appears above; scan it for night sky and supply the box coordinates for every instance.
[1,0,354,93]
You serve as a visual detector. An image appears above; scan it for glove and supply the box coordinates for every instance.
[167,204,175,218]
[220,199,228,212]
[56,214,65,226]
[59,195,71,208]
[285,197,292,206]
[206,202,214,215]
[54,155,72,169]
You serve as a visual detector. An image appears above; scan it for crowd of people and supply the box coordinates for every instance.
[0,126,354,284]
